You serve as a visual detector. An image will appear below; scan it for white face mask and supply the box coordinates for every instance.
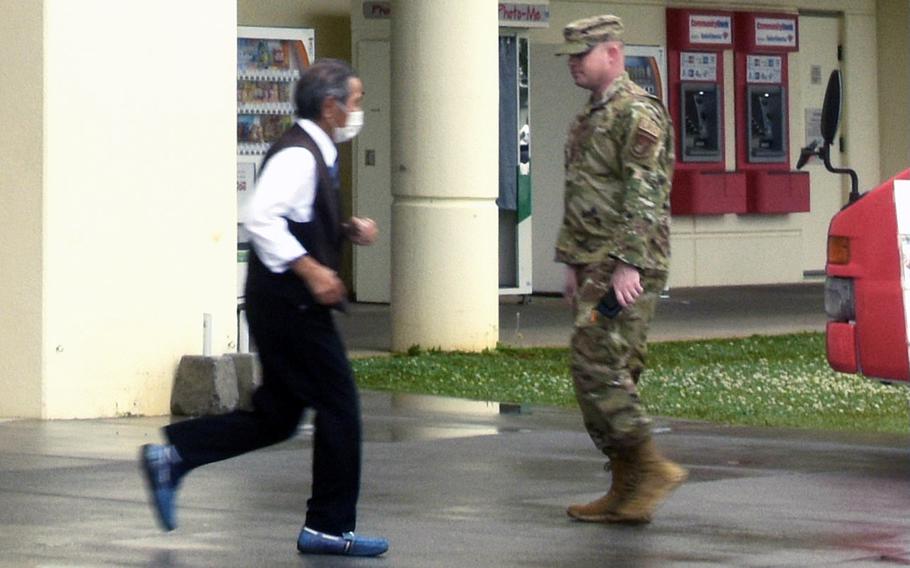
[332,109,364,143]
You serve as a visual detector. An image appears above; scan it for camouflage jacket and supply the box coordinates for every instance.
[555,72,674,271]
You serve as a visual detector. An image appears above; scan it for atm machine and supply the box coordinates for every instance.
[666,8,745,215]
[734,12,809,214]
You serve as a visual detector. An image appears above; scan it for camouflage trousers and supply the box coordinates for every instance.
[570,260,667,457]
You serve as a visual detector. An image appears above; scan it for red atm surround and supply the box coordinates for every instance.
[666,8,745,215]
[734,11,809,214]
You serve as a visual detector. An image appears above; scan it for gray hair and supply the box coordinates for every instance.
[294,59,356,119]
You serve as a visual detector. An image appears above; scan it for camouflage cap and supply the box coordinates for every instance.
[555,14,624,56]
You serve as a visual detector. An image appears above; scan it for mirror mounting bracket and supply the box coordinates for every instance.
[796,70,860,204]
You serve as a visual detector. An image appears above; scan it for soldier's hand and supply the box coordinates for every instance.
[611,261,643,307]
[292,255,347,305]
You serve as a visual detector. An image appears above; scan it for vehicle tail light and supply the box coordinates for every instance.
[827,235,851,265]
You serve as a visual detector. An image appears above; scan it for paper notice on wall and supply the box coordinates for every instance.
[680,51,717,81]
[805,108,823,149]
[237,162,256,211]
[746,55,782,84]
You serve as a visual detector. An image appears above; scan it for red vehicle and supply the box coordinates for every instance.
[798,71,910,382]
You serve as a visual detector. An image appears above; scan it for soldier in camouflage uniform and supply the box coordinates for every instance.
[554,14,687,524]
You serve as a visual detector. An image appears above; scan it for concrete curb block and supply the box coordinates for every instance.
[171,354,262,416]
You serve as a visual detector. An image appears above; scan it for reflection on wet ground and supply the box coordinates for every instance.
[390,392,513,416]
[362,392,528,442]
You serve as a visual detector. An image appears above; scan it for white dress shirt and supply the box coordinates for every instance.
[242,119,337,273]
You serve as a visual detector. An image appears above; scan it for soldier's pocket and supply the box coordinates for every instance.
[574,271,610,328]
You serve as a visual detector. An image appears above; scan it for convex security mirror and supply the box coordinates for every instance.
[796,70,859,202]
[820,69,841,146]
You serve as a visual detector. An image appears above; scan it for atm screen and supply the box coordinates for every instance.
[681,83,721,163]
[747,85,788,163]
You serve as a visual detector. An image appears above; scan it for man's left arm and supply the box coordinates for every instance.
[612,101,671,270]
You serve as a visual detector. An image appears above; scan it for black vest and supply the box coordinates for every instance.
[245,124,342,308]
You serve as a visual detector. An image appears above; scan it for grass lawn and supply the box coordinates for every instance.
[352,333,910,434]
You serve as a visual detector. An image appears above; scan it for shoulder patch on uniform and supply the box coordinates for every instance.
[630,116,660,160]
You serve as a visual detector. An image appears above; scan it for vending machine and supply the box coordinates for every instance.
[498,32,533,296]
[235,27,314,350]
[625,45,667,104]
[733,12,809,214]
[235,27,315,299]
[666,8,744,215]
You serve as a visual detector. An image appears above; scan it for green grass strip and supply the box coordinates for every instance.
[352,333,910,434]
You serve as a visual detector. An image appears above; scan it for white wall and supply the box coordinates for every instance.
[38,0,238,418]
[876,0,910,179]
[0,0,44,417]
[529,42,588,293]
[843,13,881,195]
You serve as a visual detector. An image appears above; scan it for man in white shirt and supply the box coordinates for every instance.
[140,59,388,558]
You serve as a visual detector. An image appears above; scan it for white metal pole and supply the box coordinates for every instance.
[203,313,213,356]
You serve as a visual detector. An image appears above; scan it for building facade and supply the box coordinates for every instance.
[0,0,906,418]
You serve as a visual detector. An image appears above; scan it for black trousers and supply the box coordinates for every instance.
[165,291,361,535]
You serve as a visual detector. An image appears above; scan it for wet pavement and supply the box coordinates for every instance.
[3,282,905,567]
[2,390,910,567]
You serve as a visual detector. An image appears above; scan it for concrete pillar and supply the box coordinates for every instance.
[389,0,499,352]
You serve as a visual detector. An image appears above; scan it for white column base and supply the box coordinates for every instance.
[391,197,498,352]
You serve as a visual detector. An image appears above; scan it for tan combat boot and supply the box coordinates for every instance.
[606,439,687,524]
[566,456,636,522]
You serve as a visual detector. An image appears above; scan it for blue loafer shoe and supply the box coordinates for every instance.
[297,527,389,557]
[139,443,183,531]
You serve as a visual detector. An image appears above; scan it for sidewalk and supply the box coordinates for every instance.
[1,390,909,567]
[339,282,827,355]
[0,281,880,568]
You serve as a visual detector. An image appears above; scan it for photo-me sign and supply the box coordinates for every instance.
[363,1,550,27]
[362,1,390,18]
[499,3,549,28]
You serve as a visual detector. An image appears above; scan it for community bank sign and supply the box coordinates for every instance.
[755,17,797,48]
[688,15,732,46]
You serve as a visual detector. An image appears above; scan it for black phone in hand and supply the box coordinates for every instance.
[596,288,622,318]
